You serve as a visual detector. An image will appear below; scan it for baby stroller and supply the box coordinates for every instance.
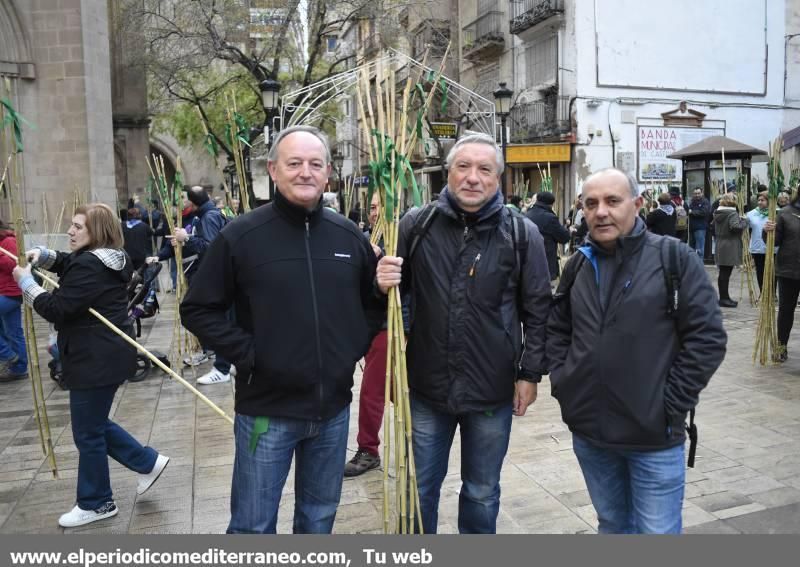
[126,262,170,382]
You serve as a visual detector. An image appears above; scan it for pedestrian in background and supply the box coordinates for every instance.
[0,220,28,382]
[713,193,748,308]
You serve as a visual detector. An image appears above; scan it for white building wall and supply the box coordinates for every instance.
[572,0,786,192]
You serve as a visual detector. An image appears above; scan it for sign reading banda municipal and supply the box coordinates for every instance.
[506,144,571,164]
[637,126,723,183]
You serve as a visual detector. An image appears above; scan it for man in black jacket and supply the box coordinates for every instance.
[526,191,570,280]
[377,133,552,534]
[181,126,380,534]
[547,168,726,534]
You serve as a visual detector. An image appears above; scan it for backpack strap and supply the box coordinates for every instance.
[553,251,587,302]
[660,237,682,319]
[659,237,699,467]
[509,209,528,275]
[407,203,438,260]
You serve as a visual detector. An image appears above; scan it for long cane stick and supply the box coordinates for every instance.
[0,247,234,425]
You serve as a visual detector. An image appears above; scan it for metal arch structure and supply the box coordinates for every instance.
[278,48,496,137]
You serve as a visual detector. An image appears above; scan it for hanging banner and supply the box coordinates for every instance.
[637,126,723,183]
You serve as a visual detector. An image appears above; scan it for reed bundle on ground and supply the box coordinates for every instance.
[356,47,450,533]
[1,79,58,477]
[754,138,782,365]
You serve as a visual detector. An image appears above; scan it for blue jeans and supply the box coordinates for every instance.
[689,229,706,257]
[228,407,350,534]
[572,434,686,534]
[70,384,158,510]
[0,296,27,373]
[411,397,512,534]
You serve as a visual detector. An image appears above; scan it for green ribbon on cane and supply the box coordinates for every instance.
[1,98,34,152]
[204,132,219,158]
[249,417,270,454]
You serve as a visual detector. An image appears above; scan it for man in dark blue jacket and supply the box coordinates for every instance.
[688,187,711,257]
[547,168,726,534]
[181,126,380,534]
[377,134,552,534]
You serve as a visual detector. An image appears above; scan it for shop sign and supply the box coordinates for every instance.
[430,122,457,139]
[506,144,571,164]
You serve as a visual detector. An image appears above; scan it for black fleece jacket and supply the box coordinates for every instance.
[180,190,380,420]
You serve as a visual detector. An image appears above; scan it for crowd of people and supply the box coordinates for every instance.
[15,126,800,536]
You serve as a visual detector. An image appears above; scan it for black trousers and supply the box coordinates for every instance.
[777,277,800,347]
[752,254,765,292]
[718,266,734,300]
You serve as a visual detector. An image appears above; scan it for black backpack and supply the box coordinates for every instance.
[555,237,699,468]
[407,204,528,273]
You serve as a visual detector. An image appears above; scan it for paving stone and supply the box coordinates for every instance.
[723,503,800,534]
[689,491,753,513]
[714,502,768,520]
[683,520,742,534]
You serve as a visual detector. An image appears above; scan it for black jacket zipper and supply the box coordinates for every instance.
[305,219,324,419]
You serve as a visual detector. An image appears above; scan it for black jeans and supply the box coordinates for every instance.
[752,254,765,292]
[718,266,733,300]
[777,277,800,347]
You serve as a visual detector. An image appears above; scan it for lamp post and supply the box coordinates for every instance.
[493,81,513,198]
[259,78,281,200]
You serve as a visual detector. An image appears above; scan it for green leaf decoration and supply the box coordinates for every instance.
[0,98,35,152]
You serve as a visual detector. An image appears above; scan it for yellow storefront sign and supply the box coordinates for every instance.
[506,144,571,163]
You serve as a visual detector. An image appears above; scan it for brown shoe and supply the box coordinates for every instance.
[344,450,380,477]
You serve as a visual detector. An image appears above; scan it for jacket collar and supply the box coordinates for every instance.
[586,216,647,258]
[533,202,553,212]
[195,200,216,217]
[437,186,503,227]
[273,187,323,226]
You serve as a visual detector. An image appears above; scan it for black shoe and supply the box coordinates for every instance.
[344,449,380,477]
[777,350,788,363]
[718,298,738,308]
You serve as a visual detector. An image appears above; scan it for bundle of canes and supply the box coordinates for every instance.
[224,93,252,213]
[754,137,783,365]
[734,166,758,306]
[146,154,199,369]
[356,46,451,534]
[196,106,237,214]
[1,81,58,478]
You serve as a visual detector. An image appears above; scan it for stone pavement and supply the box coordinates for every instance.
[0,267,799,534]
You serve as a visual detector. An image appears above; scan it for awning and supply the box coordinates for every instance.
[783,125,800,151]
[667,135,767,160]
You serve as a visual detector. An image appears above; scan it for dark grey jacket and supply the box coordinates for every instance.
[774,202,800,280]
[547,223,727,450]
[713,206,747,267]
[399,188,552,414]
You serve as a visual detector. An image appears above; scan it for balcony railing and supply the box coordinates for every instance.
[462,11,505,60]
[510,0,564,35]
[510,96,571,143]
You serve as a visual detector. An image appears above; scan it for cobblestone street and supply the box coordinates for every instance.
[0,268,799,534]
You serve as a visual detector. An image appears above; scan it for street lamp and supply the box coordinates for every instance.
[493,81,513,198]
[259,78,281,200]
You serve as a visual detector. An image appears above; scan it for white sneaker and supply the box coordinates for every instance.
[229,364,237,376]
[197,368,230,385]
[59,502,118,528]
[137,454,170,495]
[183,352,209,366]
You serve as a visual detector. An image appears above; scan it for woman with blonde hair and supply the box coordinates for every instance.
[712,193,748,307]
[13,203,169,528]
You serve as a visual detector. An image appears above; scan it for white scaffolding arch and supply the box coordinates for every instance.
[279,48,496,137]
